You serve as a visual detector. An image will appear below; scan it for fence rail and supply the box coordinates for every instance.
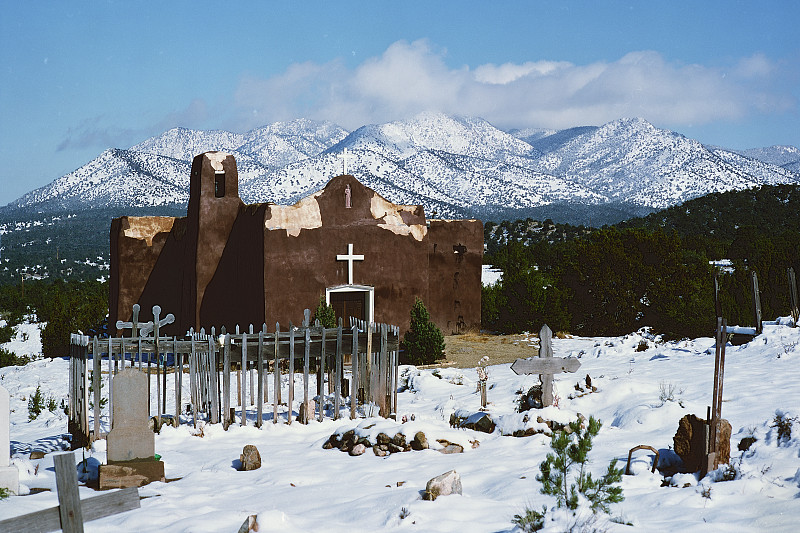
[68,308,400,448]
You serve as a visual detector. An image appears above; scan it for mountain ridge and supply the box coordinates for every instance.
[4,114,798,222]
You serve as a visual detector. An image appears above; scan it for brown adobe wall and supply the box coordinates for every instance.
[426,219,484,334]
[109,216,190,335]
[200,203,268,332]
[262,175,430,332]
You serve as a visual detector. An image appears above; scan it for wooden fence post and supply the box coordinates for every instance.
[223,333,231,429]
[288,327,295,424]
[274,324,280,424]
[334,324,342,420]
[350,325,358,419]
[303,327,310,424]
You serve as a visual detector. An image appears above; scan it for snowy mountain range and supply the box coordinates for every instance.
[6,113,799,222]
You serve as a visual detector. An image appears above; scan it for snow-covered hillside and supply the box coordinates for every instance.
[1,319,799,531]
[6,114,798,218]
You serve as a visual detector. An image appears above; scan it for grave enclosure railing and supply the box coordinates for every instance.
[68,308,400,449]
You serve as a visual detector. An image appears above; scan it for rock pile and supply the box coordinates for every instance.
[323,429,474,456]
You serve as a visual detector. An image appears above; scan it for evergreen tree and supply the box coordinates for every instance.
[401,298,445,366]
[537,416,624,513]
[312,296,336,328]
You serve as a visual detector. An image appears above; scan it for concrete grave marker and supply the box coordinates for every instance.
[0,385,19,494]
[511,325,581,407]
[100,369,164,489]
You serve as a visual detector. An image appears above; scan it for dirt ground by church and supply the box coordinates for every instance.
[433,332,542,369]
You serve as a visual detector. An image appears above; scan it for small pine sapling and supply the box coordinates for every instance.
[401,298,445,366]
[536,416,624,514]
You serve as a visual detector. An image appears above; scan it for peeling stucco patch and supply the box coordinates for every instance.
[370,195,427,241]
[206,152,229,172]
[121,217,176,247]
[265,192,323,237]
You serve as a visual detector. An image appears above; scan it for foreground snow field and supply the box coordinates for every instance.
[1,320,799,532]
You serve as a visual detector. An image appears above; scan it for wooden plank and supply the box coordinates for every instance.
[789,267,799,324]
[189,338,198,427]
[318,327,326,422]
[365,322,373,408]
[273,325,280,424]
[510,357,581,375]
[752,271,762,334]
[54,452,84,533]
[223,334,231,429]
[208,336,219,424]
[350,325,358,419]
[241,333,248,426]
[303,328,310,424]
[288,327,295,424]
[334,325,342,420]
[0,487,140,533]
[175,339,181,424]
[379,324,388,417]
[257,331,264,428]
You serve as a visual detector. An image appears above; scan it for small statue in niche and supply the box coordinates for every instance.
[344,184,352,209]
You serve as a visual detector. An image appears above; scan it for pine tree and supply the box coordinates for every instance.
[401,298,445,366]
[312,297,336,328]
[537,416,624,513]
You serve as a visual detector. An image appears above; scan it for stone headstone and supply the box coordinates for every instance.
[0,386,19,494]
[100,369,164,489]
[107,369,154,462]
[239,445,261,471]
[423,470,462,500]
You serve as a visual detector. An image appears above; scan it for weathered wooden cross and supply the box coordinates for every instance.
[0,452,140,533]
[511,324,581,407]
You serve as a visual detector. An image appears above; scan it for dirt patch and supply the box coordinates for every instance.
[433,333,541,369]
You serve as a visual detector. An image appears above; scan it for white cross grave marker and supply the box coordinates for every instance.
[511,324,580,407]
[336,243,364,285]
[116,304,174,337]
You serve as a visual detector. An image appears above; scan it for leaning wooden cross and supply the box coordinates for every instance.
[511,325,581,407]
[0,452,140,533]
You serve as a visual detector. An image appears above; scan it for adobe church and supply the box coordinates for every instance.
[109,152,482,336]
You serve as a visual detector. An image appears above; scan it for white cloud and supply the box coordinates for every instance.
[231,39,796,132]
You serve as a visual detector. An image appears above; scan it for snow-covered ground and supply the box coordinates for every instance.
[1,319,799,532]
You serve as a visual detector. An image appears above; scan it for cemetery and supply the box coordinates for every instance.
[0,303,799,530]
[0,155,798,529]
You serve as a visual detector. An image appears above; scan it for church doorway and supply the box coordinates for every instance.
[327,285,374,326]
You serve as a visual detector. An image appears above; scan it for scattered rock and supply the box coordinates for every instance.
[436,439,464,454]
[459,412,495,434]
[30,451,46,460]
[423,470,462,501]
[373,444,390,457]
[519,384,543,411]
[376,432,392,446]
[349,443,367,456]
[411,431,429,450]
[738,436,757,452]
[239,445,262,471]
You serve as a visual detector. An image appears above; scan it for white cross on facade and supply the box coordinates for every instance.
[336,243,364,285]
[341,148,351,175]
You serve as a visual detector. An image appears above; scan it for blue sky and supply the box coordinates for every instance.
[1,0,798,206]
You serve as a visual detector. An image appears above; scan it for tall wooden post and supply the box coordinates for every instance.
[708,317,727,474]
[789,267,799,326]
[751,271,762,334]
